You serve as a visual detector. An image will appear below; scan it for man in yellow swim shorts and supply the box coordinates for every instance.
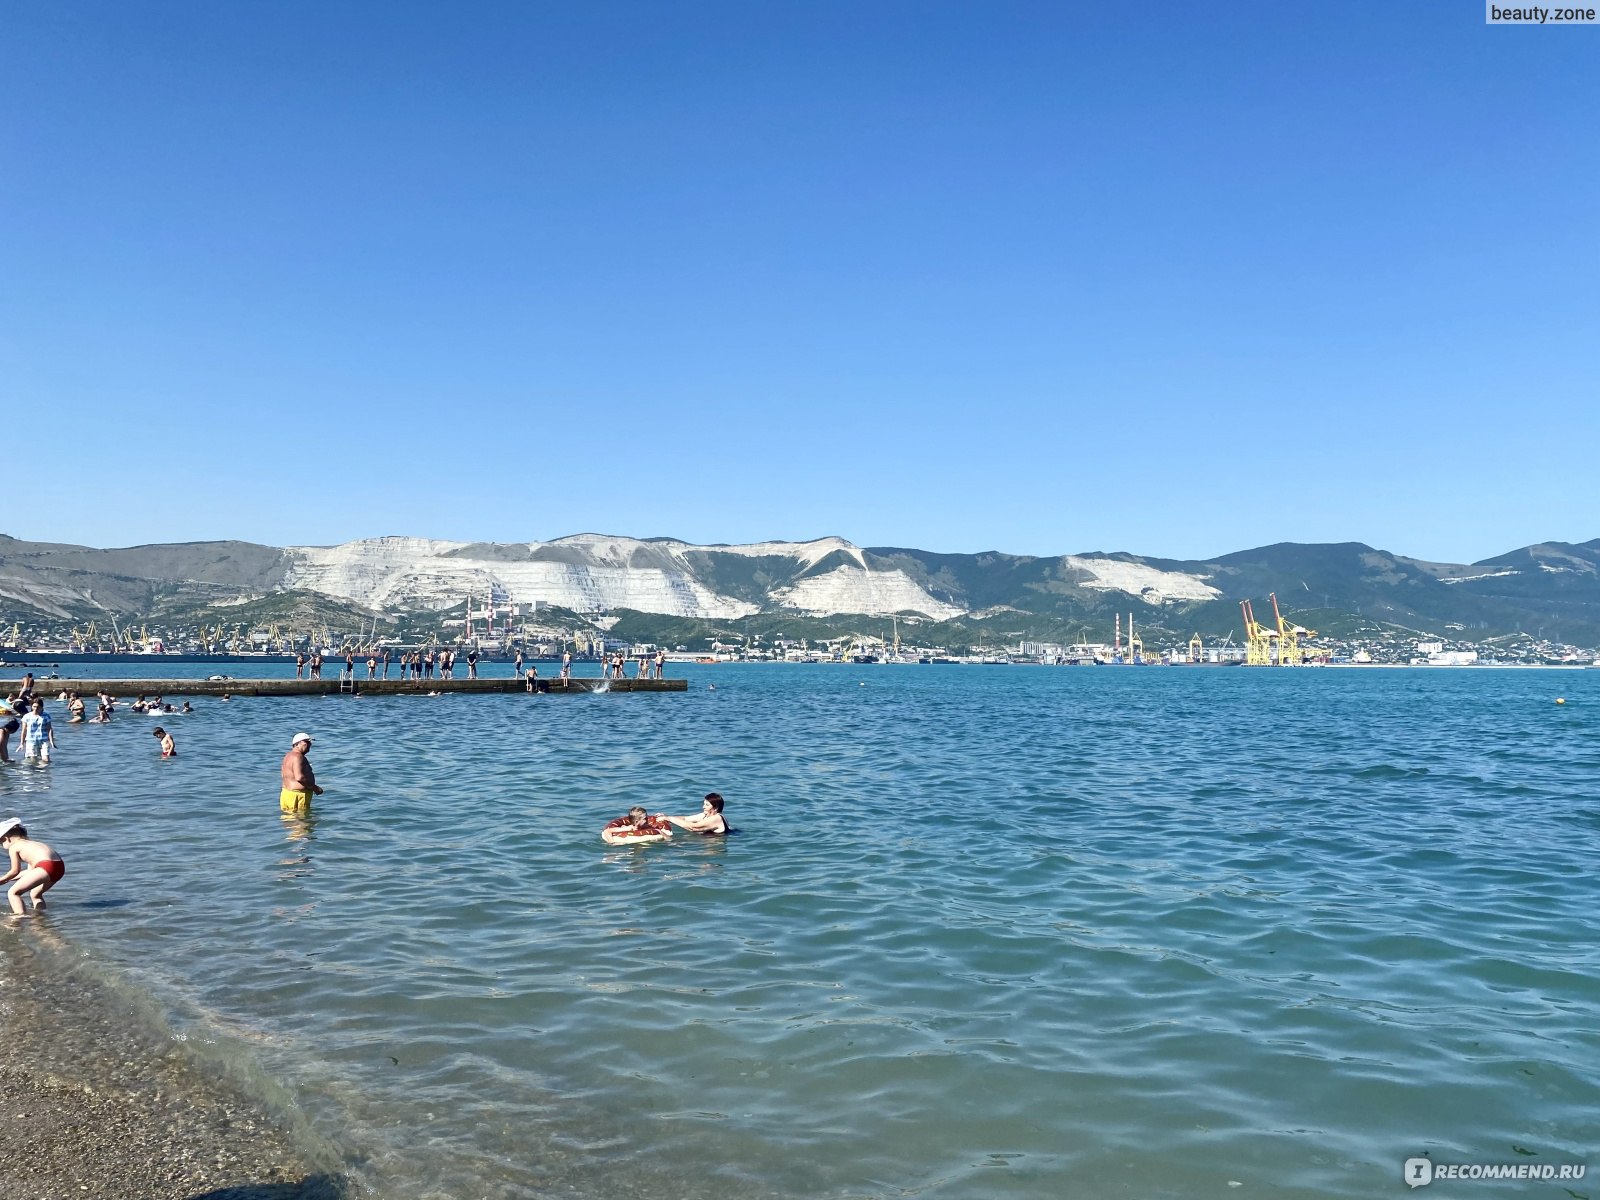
[279,732,324,811]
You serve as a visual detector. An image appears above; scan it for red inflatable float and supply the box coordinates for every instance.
[601,812,673,845]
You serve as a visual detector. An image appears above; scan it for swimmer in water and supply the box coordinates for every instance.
[664,792,730,836]
[152,727,176,757]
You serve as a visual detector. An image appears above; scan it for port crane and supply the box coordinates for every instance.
[1240,600,1276,666]
[1268,593,1315,666]
[1188,632,1203,664]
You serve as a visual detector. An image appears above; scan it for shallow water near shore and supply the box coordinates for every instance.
[3,663,1597,1198]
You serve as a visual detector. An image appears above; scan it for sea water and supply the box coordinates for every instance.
[2,664,1596,1198]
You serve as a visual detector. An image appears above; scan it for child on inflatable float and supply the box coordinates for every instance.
[602,805,673,845]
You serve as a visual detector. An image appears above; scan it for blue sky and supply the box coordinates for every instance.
[4,2,1595,563]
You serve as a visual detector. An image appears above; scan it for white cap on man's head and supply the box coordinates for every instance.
[0,817,22,841]
[290,732,313,747]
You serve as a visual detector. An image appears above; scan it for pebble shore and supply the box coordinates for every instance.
[0,927,351,1200]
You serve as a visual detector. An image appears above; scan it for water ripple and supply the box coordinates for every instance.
[3,663,1596,1198]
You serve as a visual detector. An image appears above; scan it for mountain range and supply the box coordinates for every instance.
[2,532,1598,647]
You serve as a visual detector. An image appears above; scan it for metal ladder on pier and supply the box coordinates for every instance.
[339,669,358,695]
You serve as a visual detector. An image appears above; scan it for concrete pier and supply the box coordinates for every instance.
[13,677,687,698]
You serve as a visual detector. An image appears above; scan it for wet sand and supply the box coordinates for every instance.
[0,926,351,1200]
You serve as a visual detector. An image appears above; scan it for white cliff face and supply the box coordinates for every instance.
[282,535,963,619]
[554,533,856,568]
[285,537,471,609]
[1061,556,1221,604]
[769,566,965,619]
[286,537,761,618]
[281,537,1207,619]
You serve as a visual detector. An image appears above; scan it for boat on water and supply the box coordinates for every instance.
[0,651,298,665]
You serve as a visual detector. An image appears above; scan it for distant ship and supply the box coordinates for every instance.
[1,650,298,665]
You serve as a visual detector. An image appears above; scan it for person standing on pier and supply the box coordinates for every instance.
[295,651,306,679]
[382,648,391,678]
[366,653,377,679]
[561,650,571,681]
[514,648,524,678]
[467,648,479,679]
[280,732,323,813]
[654,649,666,680]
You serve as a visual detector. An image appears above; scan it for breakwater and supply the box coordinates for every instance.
[11,676,687,697]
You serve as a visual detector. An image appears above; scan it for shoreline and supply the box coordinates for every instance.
[0,925,352,1200]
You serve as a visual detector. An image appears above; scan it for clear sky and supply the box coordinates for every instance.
[3,2,1595,563]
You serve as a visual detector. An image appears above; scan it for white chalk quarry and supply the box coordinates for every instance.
[1060,556,1221,604]
[768,566,965,619]
[283,535,957,619]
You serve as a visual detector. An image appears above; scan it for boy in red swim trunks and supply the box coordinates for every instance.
[0,817,65,915]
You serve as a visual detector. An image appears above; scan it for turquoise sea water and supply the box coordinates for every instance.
[3,664,1597,1198]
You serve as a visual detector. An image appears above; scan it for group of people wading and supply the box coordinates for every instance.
[280,733,732,846]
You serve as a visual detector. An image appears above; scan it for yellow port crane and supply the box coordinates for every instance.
[1240,600,1276,666]
[1269,593,1315,666]
[1188,632,1203,664]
